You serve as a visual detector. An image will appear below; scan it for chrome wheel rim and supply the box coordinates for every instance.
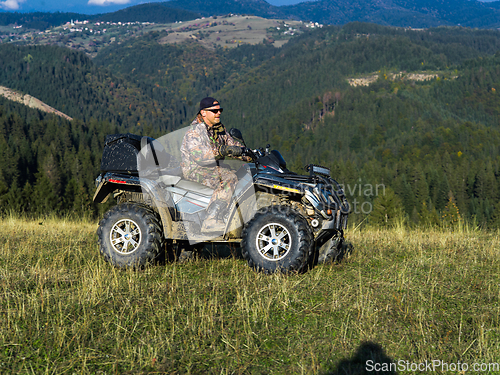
[110,219,142,254]
[255,223,292,261]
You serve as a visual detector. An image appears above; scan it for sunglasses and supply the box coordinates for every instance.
[205,108,223,114]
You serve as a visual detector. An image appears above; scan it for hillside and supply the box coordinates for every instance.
[0,85,72,120]
[2,23,500,228]
[218,23,500,136]
[0,14,306,59]
[158,15,305,49]
[0,44,174,131]
[213,25,500,225]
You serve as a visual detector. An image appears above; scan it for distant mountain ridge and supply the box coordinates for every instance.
[2,0,500,29]
[92,3,200,23]
[0,4,199,28]
[164,0,500,28]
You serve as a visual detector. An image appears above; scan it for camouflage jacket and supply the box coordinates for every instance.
[180,118,246,181]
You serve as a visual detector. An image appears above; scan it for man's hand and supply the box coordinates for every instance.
[219,145,244,157]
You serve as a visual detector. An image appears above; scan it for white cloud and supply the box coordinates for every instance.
[87,0,131,5]
[0,0,25,10]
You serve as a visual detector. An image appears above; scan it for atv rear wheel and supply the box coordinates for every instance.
[242,205,312,274]
[97,203,164,268]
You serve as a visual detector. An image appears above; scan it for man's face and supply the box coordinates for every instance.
[201,103,223,126]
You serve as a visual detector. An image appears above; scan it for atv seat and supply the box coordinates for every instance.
[158,166,214,197]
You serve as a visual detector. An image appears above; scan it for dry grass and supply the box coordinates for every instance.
[1,216,499,374]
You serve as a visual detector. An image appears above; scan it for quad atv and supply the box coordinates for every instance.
[93,128,350,274]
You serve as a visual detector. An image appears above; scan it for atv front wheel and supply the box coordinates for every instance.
[97,203,164,268]
[241,205,313,274]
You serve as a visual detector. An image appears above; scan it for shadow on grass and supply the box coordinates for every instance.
[324,341,397,375]
[200,242,243,259]
[161,241,243,264]
[167,240,354,268]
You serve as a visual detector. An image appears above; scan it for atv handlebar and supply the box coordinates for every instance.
[244,148,255,159]
[244,145,274,159]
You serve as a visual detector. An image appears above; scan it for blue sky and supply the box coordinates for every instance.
[0,0,308,14]
[0,0,496,14]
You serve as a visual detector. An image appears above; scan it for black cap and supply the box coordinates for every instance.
[199,97,222,112]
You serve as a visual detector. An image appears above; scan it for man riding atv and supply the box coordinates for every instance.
[93,98,351,273]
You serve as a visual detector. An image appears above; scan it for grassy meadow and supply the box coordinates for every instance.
[0,215,499,374]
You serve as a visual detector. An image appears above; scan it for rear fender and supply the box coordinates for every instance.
[93,173,141,204]
[94,173,174,238]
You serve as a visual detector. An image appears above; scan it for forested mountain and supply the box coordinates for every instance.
[218,23,500,147]
[215,24,500,226]
[2,23,500,228]
[281,0,500,28]
[228,56,500,226]
[0,11,87,29]
[163,0,500,28]
[93,33,278,128]
[0,44,171,132]
[0,5,198,28]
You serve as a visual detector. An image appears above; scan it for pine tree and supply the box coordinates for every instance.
[369,187,404,227]
[32,170,60,216]
[419,200,440,227]
[441,191,461,229]
[489,202,500,229]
